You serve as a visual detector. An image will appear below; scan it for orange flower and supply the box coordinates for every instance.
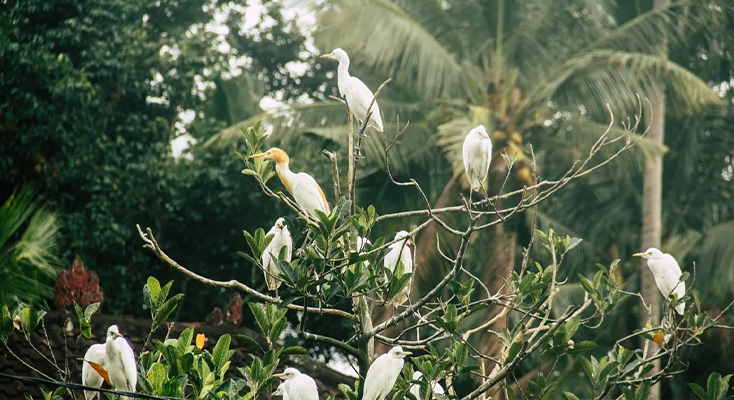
[196,333,205,349]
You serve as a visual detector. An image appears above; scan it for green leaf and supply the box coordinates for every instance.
[73,301,84,321]
[83,303,100,320]
[636,381,651,400]
[680,271,690,282]
[20,307,39,338]
[80,318,92,339]
[269,317,287,345]
[213,334,232,371]
[280,346,308,355]
[147,277,162,304]
[158,281,173,306]
[566,238,583,253]
[154,293,184,328]
[149,362,166,395]
[567,341,600,355]
[688,383,708,400]
[177,327,194,355]
[563,392,580,400]
[248,303,269,338]
[235,334,264,352]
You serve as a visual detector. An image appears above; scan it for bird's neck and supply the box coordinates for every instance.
[276,162,296,195]
[337,60,351,86]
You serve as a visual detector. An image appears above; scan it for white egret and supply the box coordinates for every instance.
[462,125,492,193]
[274,367,319,400]
[250,148,330,219]
[274,382,290,400]
[320,48,384,132]
[82,343,106,400]
[410,371,445,400]
[105,325,137,399]
[263,217,293,291]
[363,346,412,400]
[633,248,685,315]
[384,231,413,305]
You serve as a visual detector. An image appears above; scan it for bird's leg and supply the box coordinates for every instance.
[481,183,504,221]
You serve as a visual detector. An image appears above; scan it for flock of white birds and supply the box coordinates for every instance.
[79,48,687,400]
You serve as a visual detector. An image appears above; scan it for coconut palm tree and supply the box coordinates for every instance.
[0,187,61,306]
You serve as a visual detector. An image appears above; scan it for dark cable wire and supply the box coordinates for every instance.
[0,372,182,399]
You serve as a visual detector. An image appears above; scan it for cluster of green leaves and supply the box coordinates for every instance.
[72,301,100,339]
[0,304,46,343]
[144,277,185,331]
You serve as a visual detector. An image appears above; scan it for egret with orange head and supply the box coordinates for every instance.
[250,148,330,219]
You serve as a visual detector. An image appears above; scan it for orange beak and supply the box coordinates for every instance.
[249,152,268,159]
[319,54,335,60]
[113,332,124,338]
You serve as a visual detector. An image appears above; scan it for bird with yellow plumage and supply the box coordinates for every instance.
[250,148,330,219]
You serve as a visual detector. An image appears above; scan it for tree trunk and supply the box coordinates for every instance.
[641,0,668,398]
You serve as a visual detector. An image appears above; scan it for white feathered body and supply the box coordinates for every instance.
[384,240,412,305]
[462,127,492,192]
[82,344,106,400]
[262,220,293,291]
[277,164,330,219]
[363,353,404,400]
[338,64,383,132]
[283,373,319,400]
[105,335,137,399]
[410,371,445,400]
[647,254,685,315]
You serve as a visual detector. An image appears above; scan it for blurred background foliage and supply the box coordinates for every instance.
[1,0,733,397]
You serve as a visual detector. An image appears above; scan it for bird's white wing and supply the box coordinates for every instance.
[293,173,330,217]
[384,245,399,273]
[462,134,473,183]
[347,77,383,131]
[284,231,293,262]
[263,233,282,290]
[118,339,137,392]
[479,137,492,182]
[661,254,685,313]
[363,357,392,400]
[83,344,106,400]
[289,375,319,400]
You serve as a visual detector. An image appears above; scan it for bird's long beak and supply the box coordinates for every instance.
[272,373,285,378]
[319,54,335,60]
[113,332,124,338]
[400,351,412,357]
[249,152,268,159]
[632,252,647,258]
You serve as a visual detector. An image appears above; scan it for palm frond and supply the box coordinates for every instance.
[515,50,721,125]
[315,0,476,100]
[587,0,729,54]
[0,187,60,305]
[695,220,734,302]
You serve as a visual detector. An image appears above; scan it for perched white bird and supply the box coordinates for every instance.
[274,382,290,400]
[633,248,685,315]
[363,346,412,400]
[105,325,137,399]
[82,343,106,400]
[274,367,319,400]
[410,371,445,400]
[251,148,330,219]
[384,231,413,305]
[320,48,384,132]
[462,125,492,192]
[262,217,293,291]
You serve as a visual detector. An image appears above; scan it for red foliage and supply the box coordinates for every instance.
[226,292,243,325]
[53,256,103,309]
